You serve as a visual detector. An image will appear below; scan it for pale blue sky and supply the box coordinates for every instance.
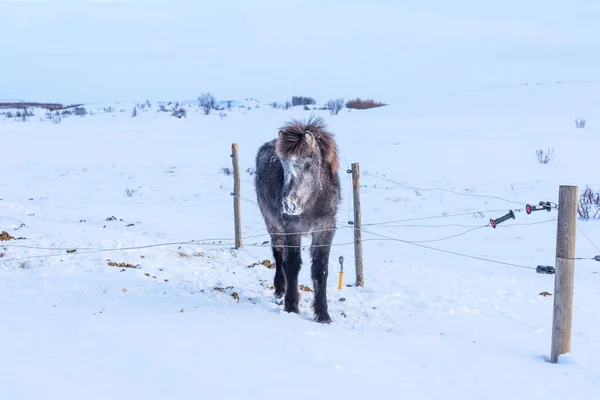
[1,0,599,104]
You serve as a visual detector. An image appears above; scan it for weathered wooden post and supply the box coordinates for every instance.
[550,185,578,363]
[351,162,364,287]
[231,143,242,249]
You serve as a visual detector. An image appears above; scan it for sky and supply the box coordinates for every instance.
[1,0,600,105]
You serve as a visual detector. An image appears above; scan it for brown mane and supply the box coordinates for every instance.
[275,115,339,175]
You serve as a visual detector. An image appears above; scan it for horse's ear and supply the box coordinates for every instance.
[304,131,314,147]
[278,130,284,138]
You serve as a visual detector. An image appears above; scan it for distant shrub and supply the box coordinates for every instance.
[578,186,600,220]
[15,111,24,122]
[0,102,84,112]
[271,101,292,110]
[536,148,554,164]
[171,106,186,118]
[345,98,387,110]
[131,107,138,117]
[326,98,344,115]
[291,96,316,106]
[13,109,32,121]
[575,118,586,128]
[198,92,216,115]
[73,107,88,116]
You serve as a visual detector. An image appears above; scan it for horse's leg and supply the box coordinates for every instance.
[310,229,334,324]
[271,233,286,299]
[263,217,286,300]
[283,232,302,314]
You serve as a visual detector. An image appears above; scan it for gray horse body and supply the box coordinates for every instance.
[254,116,341,323]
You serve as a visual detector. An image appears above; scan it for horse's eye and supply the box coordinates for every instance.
[304,163,311,171]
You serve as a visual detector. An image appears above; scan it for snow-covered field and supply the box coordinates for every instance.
[1,85,599,398]
[2,0,600,397]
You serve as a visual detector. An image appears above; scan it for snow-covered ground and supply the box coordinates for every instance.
[1,84,599,398]
[2,0,600,396]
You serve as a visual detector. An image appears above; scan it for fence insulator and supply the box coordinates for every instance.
[490,210,516,228]
[537,265,556,274]
[526,201,552,214]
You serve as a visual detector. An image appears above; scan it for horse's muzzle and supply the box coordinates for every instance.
[282,197,302,215]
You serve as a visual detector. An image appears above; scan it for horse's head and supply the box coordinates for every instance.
[275,116,338,216]
[279,132,319,215]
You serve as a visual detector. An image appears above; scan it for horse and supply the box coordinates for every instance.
[254,115,341,324]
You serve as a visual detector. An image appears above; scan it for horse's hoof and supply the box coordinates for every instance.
[315,314,332,324]
[284,304,300,314]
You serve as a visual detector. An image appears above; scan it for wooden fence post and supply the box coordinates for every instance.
[231,143,242,249]
[351,163,364,287]
[550,185,578,363]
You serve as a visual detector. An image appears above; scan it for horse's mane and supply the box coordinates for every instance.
[275,115,339,175]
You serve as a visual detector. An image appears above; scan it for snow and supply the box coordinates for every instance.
[1,88,600,398]
[2,0,600,397]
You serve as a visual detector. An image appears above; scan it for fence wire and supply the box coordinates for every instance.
[362,172,527,207]
[1,171,596,275]
[577,225,600,254]
[359,227,537,271]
